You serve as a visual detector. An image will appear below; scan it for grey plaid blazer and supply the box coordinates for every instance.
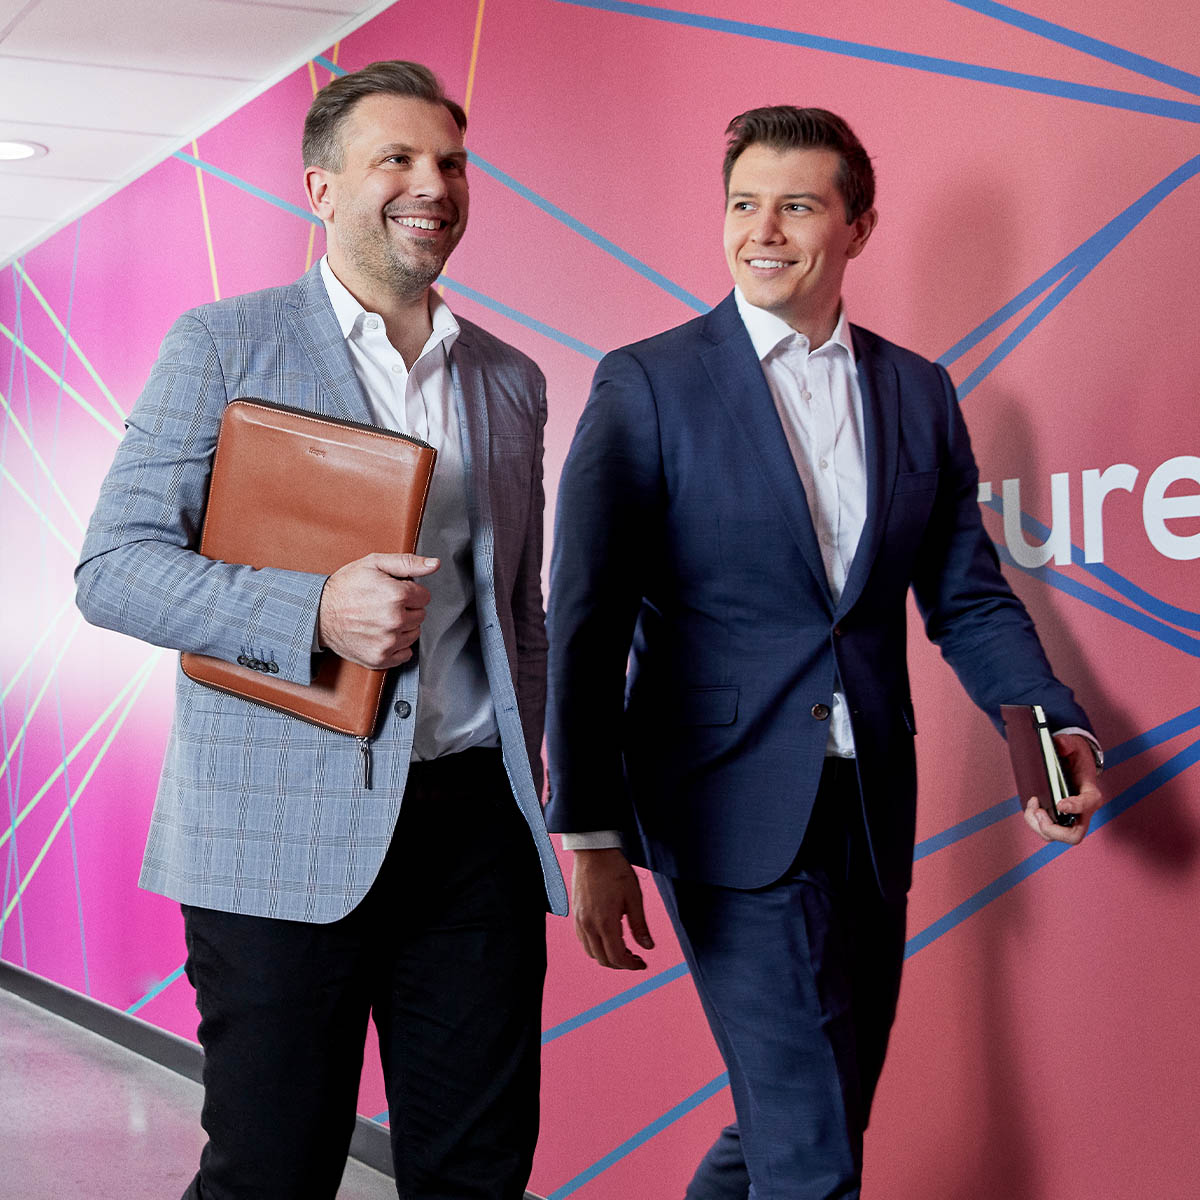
[76,263,567,921]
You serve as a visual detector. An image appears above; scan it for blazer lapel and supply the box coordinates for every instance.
[286,263,372,423]
[447,325,493,558]
[700,294,832,606]
[837,327,900,617]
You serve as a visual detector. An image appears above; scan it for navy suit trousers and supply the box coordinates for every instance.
[657,758,907,1200]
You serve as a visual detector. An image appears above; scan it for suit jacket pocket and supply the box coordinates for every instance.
[678,685,739,726]
[893,469,939,495]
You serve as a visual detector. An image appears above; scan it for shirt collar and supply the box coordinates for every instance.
[733,287,854,366]
[319,256,460,354]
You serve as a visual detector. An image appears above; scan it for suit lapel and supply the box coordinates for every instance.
[837,328,900,617]
[447,325,493,559]
[700,295,832,606]
[286,263,372,422]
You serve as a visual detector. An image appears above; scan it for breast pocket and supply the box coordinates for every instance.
[893,469,939,496]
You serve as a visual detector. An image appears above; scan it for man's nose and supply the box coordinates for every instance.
[407,157,448,199]
[751,212,784,243]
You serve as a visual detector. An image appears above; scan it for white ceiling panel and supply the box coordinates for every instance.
[5,0,362,78]
[0,213,49,244]
[0,55,251,132]
[0,121,178,180]
[0,170,111,217]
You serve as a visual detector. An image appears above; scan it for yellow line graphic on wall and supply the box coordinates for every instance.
[192,139,221,302]
[2,467,81,559]
[0,656,159,932]
[0,391,85,531]
[464,0,487,117]
[12,264,125,423]
[0,323,121,439]
[0,651,161,855]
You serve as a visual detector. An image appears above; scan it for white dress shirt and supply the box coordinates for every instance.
[321,258,499,761]
[735,287,863,758]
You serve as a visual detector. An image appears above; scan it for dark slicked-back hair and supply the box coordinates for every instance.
[722,106,874,222]
[302,60,467,170]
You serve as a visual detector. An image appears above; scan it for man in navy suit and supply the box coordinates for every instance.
[545,107,1102,1198]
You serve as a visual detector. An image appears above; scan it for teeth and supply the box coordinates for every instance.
[396,217,441,230]
[748,259,788,269]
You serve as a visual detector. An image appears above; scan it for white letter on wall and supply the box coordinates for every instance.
[1002,474,1072,567]
[1081,464,1138,563]
[1143,456,1200,560]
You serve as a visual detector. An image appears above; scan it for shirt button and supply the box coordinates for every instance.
[811,703,831,721]
[394,700,412,718]
[819,458,829,470]
[391,364,403,374]
[800,390,812,402]
[365,317,380,330]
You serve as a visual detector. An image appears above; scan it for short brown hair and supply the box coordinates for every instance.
[302,60,467,170]
[722,106,874,222]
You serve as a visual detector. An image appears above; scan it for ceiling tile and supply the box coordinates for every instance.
[0,55,252,132]
[0,171,114,218]
[0,122,179,180]
[3,0,365,77]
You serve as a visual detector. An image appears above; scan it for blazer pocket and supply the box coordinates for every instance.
[678,686,739,726]
[893,469,939,495]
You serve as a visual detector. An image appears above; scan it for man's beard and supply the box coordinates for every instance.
[340,214,462,302]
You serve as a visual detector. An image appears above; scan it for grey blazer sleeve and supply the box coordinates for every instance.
[74,311,328,685]
[511,372,549,793]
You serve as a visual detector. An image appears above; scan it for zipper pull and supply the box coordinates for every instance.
[356,737,372,790]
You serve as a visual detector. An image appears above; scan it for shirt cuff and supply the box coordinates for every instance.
[1053,726,1104,770]
[560,830,624,852]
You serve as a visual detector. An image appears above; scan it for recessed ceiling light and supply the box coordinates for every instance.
[0,140,49,161]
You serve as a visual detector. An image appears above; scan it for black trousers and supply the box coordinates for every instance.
[180,748,548,1200]
[659,758,908,1200]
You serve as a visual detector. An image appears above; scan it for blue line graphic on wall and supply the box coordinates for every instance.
[553,1,1200,123]
[311,56,708,317]
[940,155,1200,394]
[169,152,603,360]
[982,499,1200,633]
[946,0,1200,95]
[547,1071,730,1198]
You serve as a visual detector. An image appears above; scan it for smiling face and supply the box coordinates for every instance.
[305,92,468,308]
[723,144,876,343]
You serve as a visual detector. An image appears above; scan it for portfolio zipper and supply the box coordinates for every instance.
[356,737,372,790]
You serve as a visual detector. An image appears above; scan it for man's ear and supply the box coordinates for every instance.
[304,166,334,221]
[846,207,877,260]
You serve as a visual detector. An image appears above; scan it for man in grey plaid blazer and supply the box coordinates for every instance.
[76,61,566,1199]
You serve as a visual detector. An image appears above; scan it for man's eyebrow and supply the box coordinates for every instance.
[375,143,467,160]
[727,190,827,204]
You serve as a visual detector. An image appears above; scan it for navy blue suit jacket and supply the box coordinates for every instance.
[545,293,1089,900]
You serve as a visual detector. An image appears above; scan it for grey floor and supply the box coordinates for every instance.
[0,987,398,1200]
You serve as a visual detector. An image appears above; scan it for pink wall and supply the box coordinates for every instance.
[3,2,1198,1196]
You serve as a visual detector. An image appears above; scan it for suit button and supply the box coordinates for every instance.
[237,655,249,666]
[832,625,843,637]
[394,700,412,718]
[811,703,831,720]
[267,661,279,674]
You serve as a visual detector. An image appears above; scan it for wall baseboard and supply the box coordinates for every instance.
[0,961,546,1196]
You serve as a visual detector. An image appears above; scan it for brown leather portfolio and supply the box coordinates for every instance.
[180,399,436,738]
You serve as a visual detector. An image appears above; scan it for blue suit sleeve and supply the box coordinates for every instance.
[910,364,1092,736]
[545,349,664,834]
